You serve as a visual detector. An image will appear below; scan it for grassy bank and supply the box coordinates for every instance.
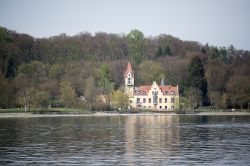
[0,108,25,113]
[0,108,90,114]
[1,107,250,115]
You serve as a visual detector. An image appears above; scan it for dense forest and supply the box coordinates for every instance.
[0,27,249,110]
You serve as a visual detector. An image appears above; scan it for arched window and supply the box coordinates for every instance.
[128,78,131,84]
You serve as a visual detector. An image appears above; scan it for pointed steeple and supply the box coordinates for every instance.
[124,61,134,97]
[125,61,133,74]
[160,76,165,86]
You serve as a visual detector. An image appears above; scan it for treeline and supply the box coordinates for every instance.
[0,27,249,110]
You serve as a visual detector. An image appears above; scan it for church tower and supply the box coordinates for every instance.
[124,61,134,98]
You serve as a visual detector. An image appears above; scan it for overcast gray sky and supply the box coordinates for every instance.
[0,0,249,50]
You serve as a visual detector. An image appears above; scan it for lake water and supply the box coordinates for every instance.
[0,115,250,165]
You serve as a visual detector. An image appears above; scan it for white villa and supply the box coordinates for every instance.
[124,62,179,111]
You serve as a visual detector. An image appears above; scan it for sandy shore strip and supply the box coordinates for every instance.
[0,111,250,118]
[197,112,250,115]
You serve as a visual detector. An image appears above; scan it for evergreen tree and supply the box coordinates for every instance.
[186,56,207,105]
[5,57,16,79]
[156,47,163,57]
[201,47,206,54]
[99,64,112,92]
[163,45,172,56]
[98,64,114,103]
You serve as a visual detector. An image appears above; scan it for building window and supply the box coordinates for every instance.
[171,106,174,109]
[137,98,140,103]
[165,98,167,103]
[165,106,167,109]
[149,106,151,108]
[160,106,162,109]
[159,98,162,103]
[171,98,175,103]
[130,100,132,103]
[149,98,151,103]
[143,98,146,103]
[152,91,158,104]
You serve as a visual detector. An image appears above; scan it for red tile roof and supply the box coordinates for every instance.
[159,86,179,94]
[138,86,151,93]
[135,85,179,95]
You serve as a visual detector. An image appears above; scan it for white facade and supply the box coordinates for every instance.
[124,62,179,111]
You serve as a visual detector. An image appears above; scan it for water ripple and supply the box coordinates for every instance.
[0,115,250,165]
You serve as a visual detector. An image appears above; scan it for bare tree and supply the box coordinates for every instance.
[84,76,96,111]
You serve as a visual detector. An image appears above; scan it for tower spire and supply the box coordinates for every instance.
[160,76,165,86]
[125,61,133,74]
[124,61,134,98]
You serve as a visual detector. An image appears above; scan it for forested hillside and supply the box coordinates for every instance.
[0,27,249,110]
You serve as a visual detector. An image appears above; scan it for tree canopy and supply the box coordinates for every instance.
[186,56,207,106]
[0,26,249,110]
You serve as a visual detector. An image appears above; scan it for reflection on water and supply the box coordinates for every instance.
[124,116,180,165]
[0,115,250,165]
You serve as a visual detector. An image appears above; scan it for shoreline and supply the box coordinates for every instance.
[0,111,250,118]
